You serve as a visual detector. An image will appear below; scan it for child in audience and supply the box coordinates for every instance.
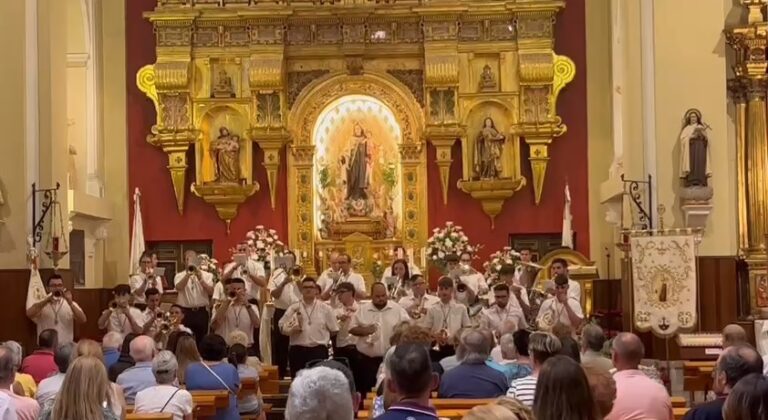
[228,344,263,417]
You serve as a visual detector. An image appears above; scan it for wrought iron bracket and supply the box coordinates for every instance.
[621,174,653,230]
[31,182,61,247]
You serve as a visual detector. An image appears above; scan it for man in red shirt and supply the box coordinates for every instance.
[21,329,58,383]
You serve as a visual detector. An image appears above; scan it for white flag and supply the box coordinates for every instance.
[26,236,46,310]
[129,188,146,276]
[562,183,574,249]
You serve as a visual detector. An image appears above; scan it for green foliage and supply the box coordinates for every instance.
[382,164,397,188]
[318,166,330,190]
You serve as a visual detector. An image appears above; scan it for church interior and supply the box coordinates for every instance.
[2,0,768,419]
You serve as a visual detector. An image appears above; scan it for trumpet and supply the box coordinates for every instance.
[290,265,305,282]
[408,295,427,319]
[432,328,449,351]
[365,323,380,344]
[336,306,355,322]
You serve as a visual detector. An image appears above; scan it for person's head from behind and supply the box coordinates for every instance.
[713,345,764,396]
[53,356,113,419]
[461,329,492,364]
[581,323,606,354]
[102,332,123,351]
[120,333,139,357]
[0,346,16,388]
[174,334,201,363]
[723,373,768,420]
[463,405,519,420]
[528,332,561,369]
[499,333,517,361]
[386,343,437,400]
[285,366,354,420]
[534,355,599,420]
[583,365,616,418]
[76,339,104,361]
[723,324,748,348]
[130,335,156,363]
[54,342,75,374]
[494,397,535,419]
[513,329,531,358]
[559,336,581,363]
[199,334,227,362]
[166,330,191,354]
[227,343,247,367]
[227,330,249,348]
[611,332,644,371]
[38,329,58,350]
[152,351,179,385]
[312,360,360,416]
[1,341,23,372]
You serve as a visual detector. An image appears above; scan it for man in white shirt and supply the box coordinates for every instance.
[480,283,527,338]
[335,253,368,300]
[331,283,360,365]
[423,277,471,361]
[490,264,532,316]
[129,252,164,311]
[536,274,584,331]
[216,243,267,305]
[140,288,164,337]
[551,258,581,302]
[97,284,145,335]
[398,274,439,321]
[317,251,342,301]
[513,248,540,288]
[279,277,339,374]
[349,282,410,395]
[446,252,488,308]
[174,250,215,343]
[26,274,87,344]
[212,277,260,347]
[268,252,301,378]
[379,245,422,283]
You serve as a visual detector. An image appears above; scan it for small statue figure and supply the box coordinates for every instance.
[210,127,241,183]
[679,109,711,188]
[474,117,506,179]
[212,68,235,98]
[479,64,497,92]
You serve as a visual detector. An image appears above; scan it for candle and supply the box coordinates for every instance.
[420,247,426,266]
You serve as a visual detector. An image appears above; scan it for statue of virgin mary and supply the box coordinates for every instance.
[345,123,370,201]
[678,109,711,188]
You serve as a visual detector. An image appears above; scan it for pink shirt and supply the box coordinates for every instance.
[21,350,57,384]
[0,389,39,420]
[606,369,673,420]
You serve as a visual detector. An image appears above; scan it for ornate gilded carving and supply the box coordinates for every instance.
[250,130,288,210]
[286,70,331,109]
[153,20,193,47]
[159,94,190,129]
[249,57,283,90]
[428,89,456,124]
[516,11,555,40]
[255,93,282,128]
[458,178,526,228]
[425,55,460,86]
[249,23,284,45]
[423,19,459,42]
[387,70,424,107]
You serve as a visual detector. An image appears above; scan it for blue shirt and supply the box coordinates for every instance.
[437,361,508,398]
[185,362,240,420]
[103,348,120,370]
[116,361,156,405]
[485,359,533,385]
[375,401,438,420]
[682,397,726,420]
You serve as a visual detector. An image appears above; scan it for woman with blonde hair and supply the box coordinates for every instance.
[75,339,103,360]
[173,335,201,385]
[494,397,536,420]
[39,356,120,420]
[462,404,518,420]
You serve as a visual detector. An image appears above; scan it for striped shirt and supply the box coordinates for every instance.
[507,375,538,407]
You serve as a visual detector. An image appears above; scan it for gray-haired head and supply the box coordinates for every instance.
[1,341,23,371]
[285,366,354,420]
[581,324,606,353]
[461,330,492,364]
[528,332,561,367]
[129,335,156,363]
[54,342,76,374]
[102,332,124,351]
[152,350,179,384]
[500,333,517,360]
[0,347,15,387]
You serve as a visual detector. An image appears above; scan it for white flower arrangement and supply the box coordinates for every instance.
[482,246,521,281]
[244,225,286,263]
[425,221,478,271]
[198,254,221,283]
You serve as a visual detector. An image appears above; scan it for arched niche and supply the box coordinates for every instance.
[195,104,252,184]
[460,99,520,181]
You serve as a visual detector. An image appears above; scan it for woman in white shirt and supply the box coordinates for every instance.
[134,351,193,420]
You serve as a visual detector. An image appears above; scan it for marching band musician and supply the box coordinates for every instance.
[319,253,367,302]
[278,277,339,374]
[215,242,267,306]
[140,287,164,336]
[384,259,412,300]
[422,277,471,361]
[480,283,528,338]
[550,257,582,302]
[398,274,439,321]
[174,250,215,343]
[536,274,584,331]
[332,282,360,364]
[514,248,541,288]
[267,251,301,377]
[445,252,488,309]
[98,284,145,335]
[317,251,342,301]
[211,277,260,348]
[129,252,163,311]
[26,273,87,344]
[379,245,422,283]
[490,264,532,316]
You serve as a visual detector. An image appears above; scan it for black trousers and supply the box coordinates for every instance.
[272,308,290,378]
[334,345,360,395]
[181,306,209,344]
[248,299,262,359]
[289,345,329,375]
[357,353,384,395]
[430,344,455,363]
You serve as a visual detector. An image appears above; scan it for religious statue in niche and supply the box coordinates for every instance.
[479,64,497,92]
[473,117,506,179]
[342,123,371,202]
[210,126,241,184]
[678,109,711,188]
[212,68,235,98]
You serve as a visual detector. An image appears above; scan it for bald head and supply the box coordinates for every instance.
[722,324,748,348]
[129,335,156,362]
[612,333,645,369]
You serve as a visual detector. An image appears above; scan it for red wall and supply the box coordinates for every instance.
[126,0,587,264]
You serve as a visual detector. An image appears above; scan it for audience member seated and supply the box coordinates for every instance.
[102,331,123,370]
[20,329,58,384]
[185,334,240,420]
[683,344,763,420]
[173,334,201,385]
[533,355,600,420]
[438,329,508,398]
[583,365,617,419]
[36,342,74,407]
[377,343,439,420]
[166,331,191,354]
[490,320,519,363]
[438,328,468,372]
[134,351,193,420]
[73,339,127,416]
[2,341,36,398]
[580,324,613,372]
[312,359,360,418]
[505,329,533,382]
[463,404,519,420]
[480,328,519,384]
[722,373,768,420]
[116,335,157,405]
[0,345,39,420]
[494,396,536,420]
[495,332,517,366]
[227,343,262,417]
[606,332,672,420]
[507,331,561,407]
[722,324,748,348]
[285,366,354,420]
[39,356,119,420]
[558,335,581,363]
[108,333,138,382]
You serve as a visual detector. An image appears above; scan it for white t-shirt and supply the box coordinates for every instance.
[31,299,82,344]
[380,263,422,283]
[339,271,367,296]
[217,260,266,302]
[278,299,339,347]
[333,302,359,348]
[351,301,410,357]
[398,294,440,320]
[480,303,528,333]
[134,385,193,420]
[568,279,582,302]
[267,269,301,310]
[129,273,164,304]
[212,303,260,346]
[174,271,214,308]
[106,307,145,335]
[536,296,584,329]
[0,391,15,420]
[454,272,488,305]
[422,301,471,337]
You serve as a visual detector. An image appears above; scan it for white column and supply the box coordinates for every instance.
[640,0,658,226]
[26,0,40,234]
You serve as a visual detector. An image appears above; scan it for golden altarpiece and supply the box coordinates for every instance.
[137,0,574,279]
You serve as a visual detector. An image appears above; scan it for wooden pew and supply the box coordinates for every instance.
[670,396,688,409]
[239,377,259,399]
[190,390,229,419]
[126,414,173,420]
[674,407,690,420]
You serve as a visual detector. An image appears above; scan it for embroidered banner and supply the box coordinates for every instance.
[631,235,697,337]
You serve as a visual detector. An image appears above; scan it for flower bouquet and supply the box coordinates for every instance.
[482,246,521,282]
[198,254,221,283]
[425,222,478,272]
[244,225,286,263]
